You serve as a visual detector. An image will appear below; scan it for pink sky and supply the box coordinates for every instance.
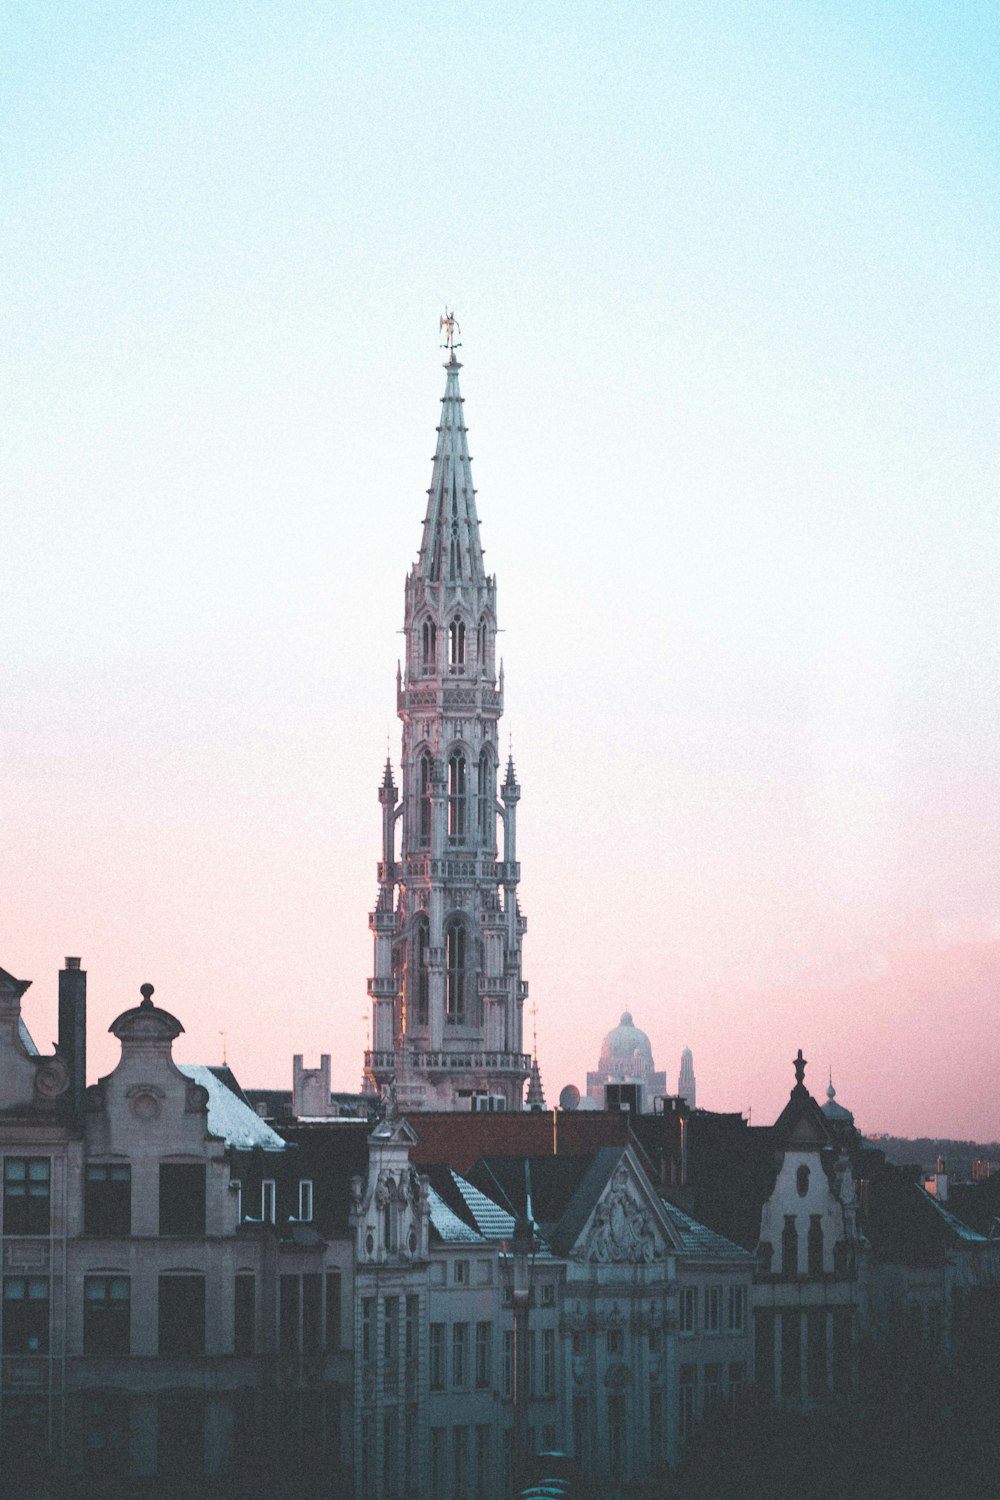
[5,6,999,1140]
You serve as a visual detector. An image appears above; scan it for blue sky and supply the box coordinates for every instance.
[4,3,999,1133]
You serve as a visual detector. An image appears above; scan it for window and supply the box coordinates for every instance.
[572,1396,588,1464]
[235,1274,255,1356]
[422,618,436,672]
[82,1395,128,1476]
[797,1164,810,1197]
[415,920,430,1024]
[261,1180,276,1225]
[608,1393,627,1478]
[807,1309,827,1397]
[476,1258,493,1285]
[832,1307,852,1394]
[430,1428,446,1498]
[430,1322,445,1389]
[84,1163,131,1236]
[362,1298,375,1364]
[475,1321,492,1387]
[808,1215,824,1276]
[448,753,467,841]
[158,1393,204,1476]
[704,1361,723,1410]
[449,617,466,667]
[446,921,466,1024]
[727,1284,747,1334]
[477,615,488,664]
[679,1286,696,1334]
[781,1215,798,1278]
[572,1330,586,1357]
[607,1327,624,1358]
[542,1328,555,1396]
[781,1309,801,1402]
[476,1425,491,1495]
[405,1294,419,1361]
[502,1329,514,1397]
[384,1297,400,1395]
[728,1360,747,1403]
[478,750,493,842]
[755,1309,776,1398]
[540,1282,555,1307]
[158,1275,205,1356]
[83,1276,129,1356]
[3,1158,50,1236]
[383,1408,398,1496]
[453,1321,469,1388]
[649,1388,663,1460]
[453,1427,468,1500]
[454,1259,470,1285]
[159,1164,205,1237]
[679,1365,696,1439]
[405,1405,419,1491]
[326,1272,342,1352]
[296,1180,313,1223]
[704,1286,721,1334]
[3,1277,49,1353]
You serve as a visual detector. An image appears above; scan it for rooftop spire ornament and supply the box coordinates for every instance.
[439,308,461,355]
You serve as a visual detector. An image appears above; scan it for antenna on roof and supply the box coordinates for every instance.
[219,1030,227,1065]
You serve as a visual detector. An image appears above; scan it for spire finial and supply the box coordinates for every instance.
[793,1048,807,1087]
[440,308,461,357]
[139,982,155,1009]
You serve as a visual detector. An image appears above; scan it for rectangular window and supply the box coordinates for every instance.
[404,1405,418,1492]
[303,1273,322,1355]
[542,1327,555,1396]
[453,1321,469,1388]
[649,1387,663,1461]
[453,1426,469,1500]
[280,1274,300,1355]
[158,1164,205,1237]
[728,1360,747,1402]
[405,1294,419,1361]
[362,1297,375,1365]
[755,1310,776,1398]
[540,1282,555,1307]
[502,1329,514,1398]
[528,1329,537,1396]
[607,1327,624,1358]
[807,1309,827,1398]
[158,1275,205,1356]
[476,1424,491,1494]
[430,1428,446,1498]
[727,1284,747,1333]
[679,1365,696,1439]
[454,1259,470,1285]
[297,1180,314,1222]
[383,1408,398,1498]
[476,1258,493,1285]
[572,1396,588,1464]
[808,1215,824,1276]
[3,1158,50,1236]
[158,1393,204,1476]
[833,1307,852,1394]
[83,1276,130,1356]
[84,1163,131,1236]
[572,1330,586,1357]
[430,1322,446,1389]
[704,1361,723,1410]
[235,1274,255,1356]
[3,1277,50,1353]
[608,1393,626,1478]
[326,1272,342,1352]
[679,1286,696,1334]
[475,1321,492,1388]
[82,1394,129,1476]
[261,1180,276,1224]
[781,1309,801,1403]
[384,1296,399,1395]
[704,1285,721,1334]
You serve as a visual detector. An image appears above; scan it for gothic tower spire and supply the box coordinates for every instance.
[366,322,530,1111]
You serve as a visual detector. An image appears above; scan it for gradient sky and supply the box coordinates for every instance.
[4,3,999,1139]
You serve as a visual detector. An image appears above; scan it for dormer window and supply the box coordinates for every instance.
[449,618,466,669]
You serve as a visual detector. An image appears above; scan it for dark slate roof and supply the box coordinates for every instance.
[404,1110,634,1174]
[664,1202,753,1260]
[464,1153,597,1236]
[546,1148,629,1258]
[270,1121,372,1234]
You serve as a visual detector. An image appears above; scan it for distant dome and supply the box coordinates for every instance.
[821,1077,855,1127]
[599,1012,655,1075]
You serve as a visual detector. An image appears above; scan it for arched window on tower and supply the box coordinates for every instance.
[421,619,436,673]
[477,615,488,666]
[478,750,494,844]
[418,753,432,848]
[414,921,429,1027]
[449,618,466,670]
[448,752,466,841]
[446,921,466,1026]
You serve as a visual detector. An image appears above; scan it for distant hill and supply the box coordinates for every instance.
[864,1136,1000,1181]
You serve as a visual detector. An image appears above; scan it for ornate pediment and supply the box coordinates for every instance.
[575,1160,670,1265]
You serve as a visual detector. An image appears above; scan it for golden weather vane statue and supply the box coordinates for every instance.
[439,308,461,354]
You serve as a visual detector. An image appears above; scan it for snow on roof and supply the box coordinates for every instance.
[427,1184,485,1245]
[178,1065,286,1152]
[664,1201,753,1259]
[451,1170,517,1241]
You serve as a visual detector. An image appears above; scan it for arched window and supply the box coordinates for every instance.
[796,1165,810,1198]
[781,1216,798,1279]
[477,615,488,664]
[807,1215,824,1276]
[478,750,493,843]
[448,752,466,841]
[446,922,466,1025]
[414,921,429,1027]
[418,753,432,847]
[449,617,466,668]
[421,619,436,672]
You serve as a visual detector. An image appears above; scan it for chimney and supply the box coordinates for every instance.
[58,958,86,1117]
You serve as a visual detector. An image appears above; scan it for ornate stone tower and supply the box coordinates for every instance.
[365,322,530,1111]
